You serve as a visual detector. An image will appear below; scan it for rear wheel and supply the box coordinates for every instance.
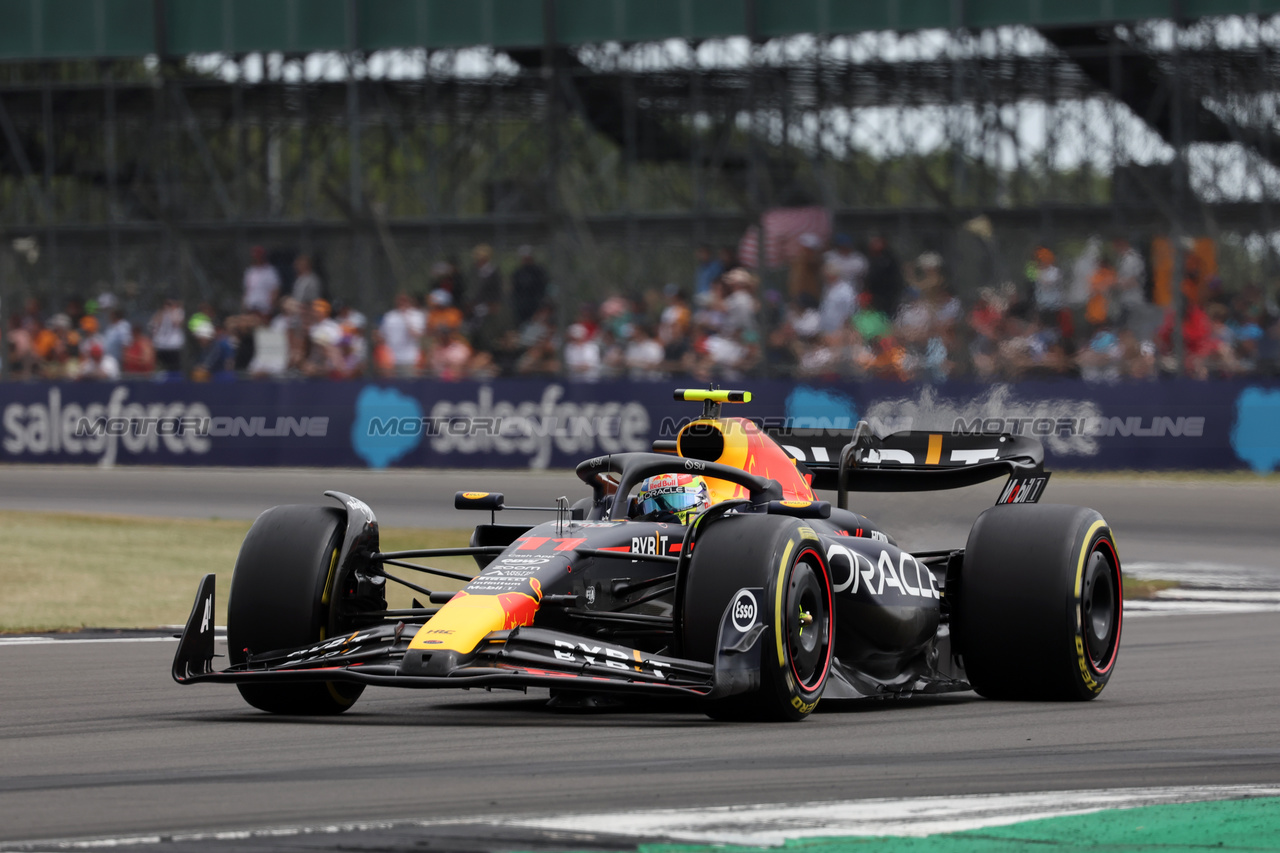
[956,504,1122,701]
[680,514,834,721]
[227,505,367,715]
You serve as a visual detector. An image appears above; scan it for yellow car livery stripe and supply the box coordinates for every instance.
[320,547,339,606]
[774,539,795,666]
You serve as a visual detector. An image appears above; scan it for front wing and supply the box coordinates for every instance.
[172,575,765,701]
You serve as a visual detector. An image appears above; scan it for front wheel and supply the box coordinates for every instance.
[680,514,834,721]
[227,505,369,715]
[955,504,1122,701]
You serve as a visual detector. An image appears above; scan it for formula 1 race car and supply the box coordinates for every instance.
[173,389,1123,721]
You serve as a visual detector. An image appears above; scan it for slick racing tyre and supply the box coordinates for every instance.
[227,505,365,715]
[680,514,834,721]
[956,504,1122,701]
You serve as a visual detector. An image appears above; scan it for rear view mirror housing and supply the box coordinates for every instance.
[454,491,505,511]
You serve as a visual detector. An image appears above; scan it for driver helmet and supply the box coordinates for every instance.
[635,473,711,524]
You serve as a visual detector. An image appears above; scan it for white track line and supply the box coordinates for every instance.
[1159,589,1280,601]
[1122,560,1280,616]
[0,629,226,647]
[1126,561,1280,590]
[1126,600,1280,617]
[7,785,1280,851]
[0,636,178,646]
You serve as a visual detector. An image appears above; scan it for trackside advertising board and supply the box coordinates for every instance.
[0,379,1277,473]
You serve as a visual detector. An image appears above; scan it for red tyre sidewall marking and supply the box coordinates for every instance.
[790,546,834,694]
[1089,536,1122,676]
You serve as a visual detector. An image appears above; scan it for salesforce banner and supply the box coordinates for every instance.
[1,379,1278,473]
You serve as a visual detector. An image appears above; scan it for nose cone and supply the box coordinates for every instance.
[408,588,541,656]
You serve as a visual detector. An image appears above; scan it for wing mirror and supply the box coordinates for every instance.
[454,491,506,511]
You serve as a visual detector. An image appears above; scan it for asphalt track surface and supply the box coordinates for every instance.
[1,466,1279,848]
[4,614,1280,849]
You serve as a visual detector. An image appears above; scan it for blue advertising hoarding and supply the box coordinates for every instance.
[1,379,1277,473]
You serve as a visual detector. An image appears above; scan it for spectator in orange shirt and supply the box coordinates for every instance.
[425,289,464,333]
[33,314,70,361]
[1086,259,1117,326]
[78,315,105,357]
[1181,253,1208,306]
[867,335,910,381]
[32,326,57,362]
[40,325,78,379]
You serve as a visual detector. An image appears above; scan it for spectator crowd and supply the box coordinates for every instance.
[5,232,1280,384]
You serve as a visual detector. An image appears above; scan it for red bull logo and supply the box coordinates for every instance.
[408,577,544,653]
[677,417,815,503]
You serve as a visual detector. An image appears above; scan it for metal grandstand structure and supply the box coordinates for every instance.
[1,0,1280,309]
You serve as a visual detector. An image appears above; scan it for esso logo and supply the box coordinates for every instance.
[731,590,758,632]
[684,458,706,471]
[500,557,550,565]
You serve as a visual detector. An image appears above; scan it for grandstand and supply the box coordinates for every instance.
[0,0,1278,312]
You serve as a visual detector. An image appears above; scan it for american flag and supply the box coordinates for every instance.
[738,207,832,269]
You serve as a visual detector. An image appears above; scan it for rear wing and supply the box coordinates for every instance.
[766,423,1049,508]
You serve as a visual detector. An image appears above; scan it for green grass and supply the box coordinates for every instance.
[0,509,1181,632]
[1123,576,1178,599]
[0,510,473,633]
